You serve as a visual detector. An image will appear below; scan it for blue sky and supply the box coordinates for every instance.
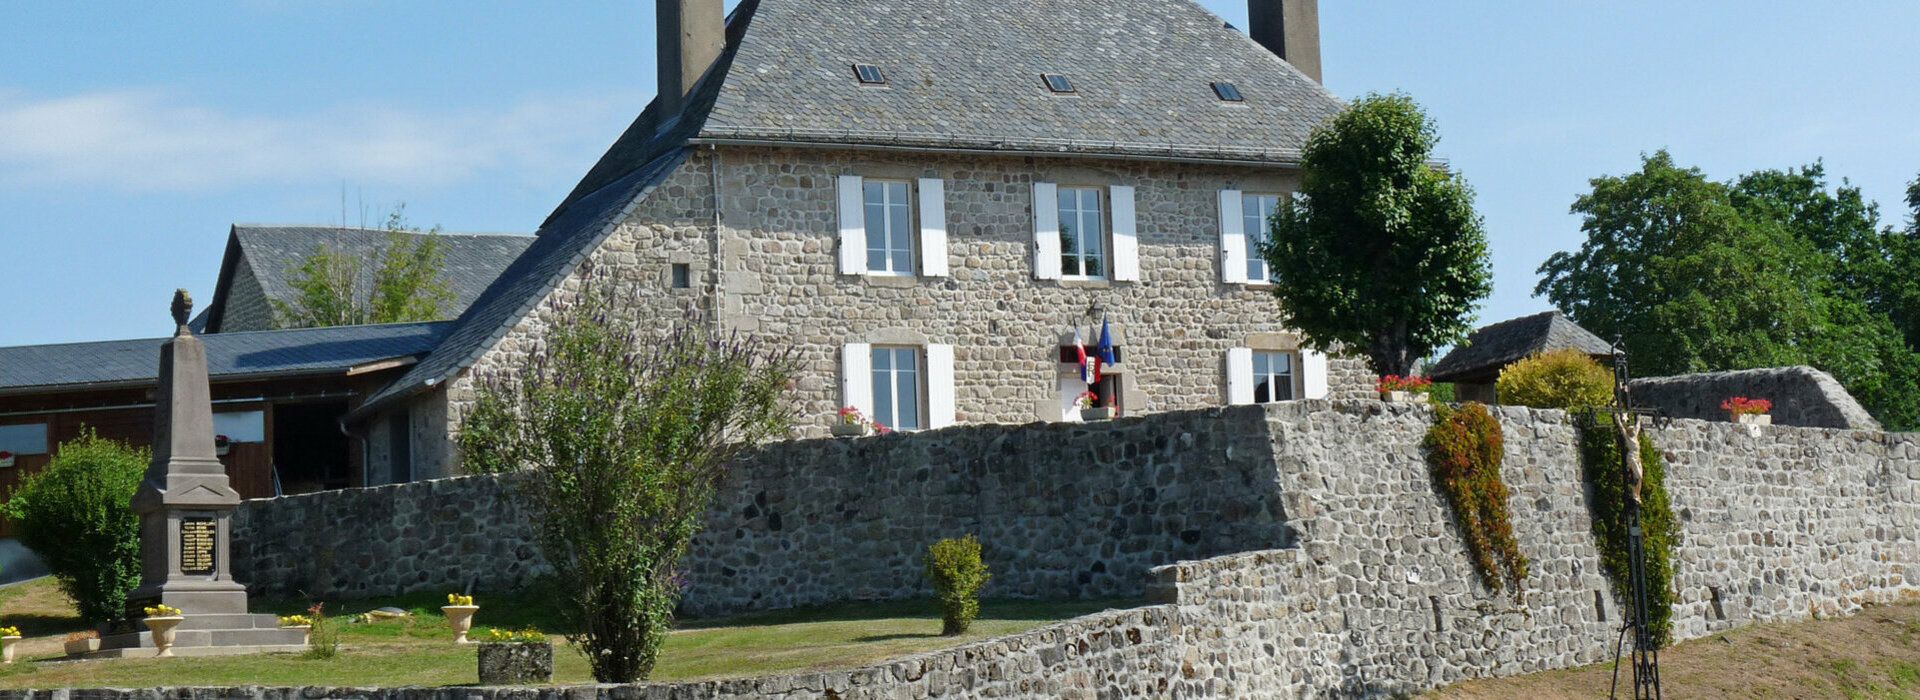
[2,2,1916,347]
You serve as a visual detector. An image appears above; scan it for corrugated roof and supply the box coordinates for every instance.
[556,0,1342,220]
[204,225,533,333]
[0,322,451,394]
[351,150,692,419]
[1428,311,1616,383]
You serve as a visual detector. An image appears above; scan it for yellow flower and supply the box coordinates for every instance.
[446,593,474,606]
[0,626,19,637]
[144,605,182,617]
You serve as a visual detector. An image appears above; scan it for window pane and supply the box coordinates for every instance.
[1252,352,1268,377]
[1253,377,1272,404]
[0,423,48,455]
[213,411,266,443]
[866,199,887,270]
[895,351,920,430]
[1271,352,1291,374]
[872,347,892,371]
[893,247,913,275]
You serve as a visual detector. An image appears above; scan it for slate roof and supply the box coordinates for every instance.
[203,225,533,333]
[557,0,1342,219]
[1428,311,1617,383]
[350,150,692,420]
[0,322,451,395]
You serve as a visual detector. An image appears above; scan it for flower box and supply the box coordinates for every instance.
[65,638,100,656]
[0,452,12,468]
[1736,414,1772,426]
[215,435,231,456]
[1080,407,1113,421]
[477,641,554,684]
[830,422,867,438]
[1380,390,1422,404]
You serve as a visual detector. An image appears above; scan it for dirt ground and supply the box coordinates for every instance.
[1429,603,1920,699]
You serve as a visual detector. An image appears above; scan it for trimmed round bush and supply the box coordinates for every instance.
[4,429,146,626]
[1496,348,1615,410]
[925,535,991,636]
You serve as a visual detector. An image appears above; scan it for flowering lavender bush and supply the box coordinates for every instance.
[458,279,794,682]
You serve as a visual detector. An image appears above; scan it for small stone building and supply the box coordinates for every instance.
[340,0,1374,482]
[1428,311,1615,404]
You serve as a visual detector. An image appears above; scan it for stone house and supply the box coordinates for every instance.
[342,0,1372,483]
[1427,311,1615,404]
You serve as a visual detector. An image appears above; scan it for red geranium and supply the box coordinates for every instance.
[1721,397,1772,416]
[1376,375,1434,393]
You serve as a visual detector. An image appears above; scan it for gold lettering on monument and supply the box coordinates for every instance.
[181,517,217,575]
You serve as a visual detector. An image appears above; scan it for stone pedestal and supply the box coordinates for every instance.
[97,292,306,658]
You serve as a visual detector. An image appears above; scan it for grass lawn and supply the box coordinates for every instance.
[1428,602,1920,699]
[0,577,1129,688]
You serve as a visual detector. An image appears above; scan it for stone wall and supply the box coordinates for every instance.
[1630,365,1880,430]
[238,407,1298,615]
[227,402,1920,696]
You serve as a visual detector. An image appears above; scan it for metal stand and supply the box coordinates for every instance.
[1607,344,1662,699]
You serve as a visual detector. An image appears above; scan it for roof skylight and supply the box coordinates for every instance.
[853,64,887,85]
[1042,73,1076,94]
[1212,82,1244,102]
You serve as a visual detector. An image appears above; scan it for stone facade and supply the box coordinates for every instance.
[1630,365,1881,430]
[230,402,1920,695]
[409,145,1372,479]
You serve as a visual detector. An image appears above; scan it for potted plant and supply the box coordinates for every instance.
[1376,375,1433,403]
[143,605,184,658]
[0,626,19,664]
[65,630,100,656]
[832,407,869,438]
[215,434,231,456]
[278,614,313,645]
[443,594,479,644]
[1722,397,1773,426]
[475,627,554,684]
[0,451,13,468]
[1077,391,1112,421]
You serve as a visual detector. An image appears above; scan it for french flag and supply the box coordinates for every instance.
[1073,328,1090,383]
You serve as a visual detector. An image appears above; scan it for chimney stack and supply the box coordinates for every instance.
[657,0,726,117]
[1248,0,1321,84]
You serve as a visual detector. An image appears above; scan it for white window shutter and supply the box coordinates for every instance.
[1302,348,1330,399]
[837,175,867,275]
[1110,185,1139,281]
[1226,348,1255,405]
[918,178,948,277]
[1033,182,1062,280]
[1219,189,1248,284]
[842,343,873,419]
[925,344,956,428]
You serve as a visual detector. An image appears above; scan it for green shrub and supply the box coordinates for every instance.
[1496,349,1614,410]
[1427,382,1457,404]
[459,279,794,683]
[1424,403,1528,597]
[925,535,991,636]
[1579,413,1680,646]
[3,429,145,626]
[304,602,340,659]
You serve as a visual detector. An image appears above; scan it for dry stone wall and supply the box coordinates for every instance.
[225,402,1920,697]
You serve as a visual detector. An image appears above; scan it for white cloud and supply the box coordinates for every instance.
[0,86,642,192]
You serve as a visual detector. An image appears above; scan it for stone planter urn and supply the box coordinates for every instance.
[1736,414,1772,426]
[442,605,480,643]
[1,635,20,664]
[830,422,866,438]
[1380,391,1422,403]
[477,641,554,684]
[1080,407,1113,421]
[65,637,101,657]
[144,616,185,657]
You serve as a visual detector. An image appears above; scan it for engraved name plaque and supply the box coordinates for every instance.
[181,516,217,575]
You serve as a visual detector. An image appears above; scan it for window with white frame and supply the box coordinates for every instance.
[871,346,923,431]
[1252,350,1296,403]
[1241,194,1279,283]
[864,180,914,274]
[1058,187,1106,278]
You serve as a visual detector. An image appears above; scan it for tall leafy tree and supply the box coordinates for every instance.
[273,205,455,328]
[1537,152,1920,429]
[1262,92,1493,377]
